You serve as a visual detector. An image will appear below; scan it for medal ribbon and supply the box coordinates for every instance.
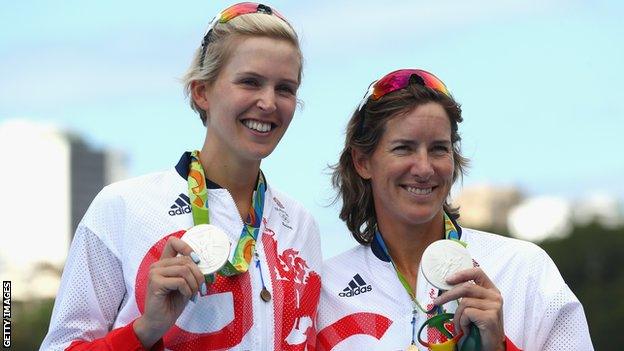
[374,212,462,313]
[187,150,266,277]
[374,212,465,350]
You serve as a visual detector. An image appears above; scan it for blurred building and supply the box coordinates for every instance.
[68,135,126,239]
[453,184,523,233]
[0,119,126,301]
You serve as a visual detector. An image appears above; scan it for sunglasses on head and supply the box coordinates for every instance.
[199,2,288,66]
[357,69,451,112]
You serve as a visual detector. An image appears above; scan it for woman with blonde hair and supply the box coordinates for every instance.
[41,3,321,350]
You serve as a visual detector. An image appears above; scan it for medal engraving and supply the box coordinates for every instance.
[182,224,231,275]
[421,240,472,290]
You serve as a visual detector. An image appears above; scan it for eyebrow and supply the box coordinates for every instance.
[389,138,451,145]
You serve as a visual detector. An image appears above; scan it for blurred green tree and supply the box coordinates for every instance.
[12,299,54,350]
[540,222,624,350]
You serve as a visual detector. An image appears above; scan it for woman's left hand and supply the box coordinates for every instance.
[432,268,505,351]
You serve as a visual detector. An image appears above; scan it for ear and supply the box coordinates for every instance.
[351,147,372,180]
[191,80,211,112]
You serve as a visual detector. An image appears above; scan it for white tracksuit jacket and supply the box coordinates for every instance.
[317,227,593,350]
[41,153,322,351]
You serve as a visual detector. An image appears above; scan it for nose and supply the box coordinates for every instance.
[256,88,277,114]
[410,150,434,180]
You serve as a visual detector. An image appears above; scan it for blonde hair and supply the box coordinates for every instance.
[182,12,303,125]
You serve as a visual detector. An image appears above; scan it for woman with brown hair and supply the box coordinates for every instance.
[316,69,592,350]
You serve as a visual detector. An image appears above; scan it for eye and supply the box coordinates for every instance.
[276,84,296,96]
[239,78,260,87]
[391,145,410,154]
[431,144,450,155]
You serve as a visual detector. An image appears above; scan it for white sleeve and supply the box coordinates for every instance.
[39,224,126,351]
[531,250,594,351]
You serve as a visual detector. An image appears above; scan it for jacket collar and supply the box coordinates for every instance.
[175,151,223,189]
[370,213,463,262]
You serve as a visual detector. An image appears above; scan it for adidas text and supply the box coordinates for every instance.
[168,206,191,216]
[339,285,372,297]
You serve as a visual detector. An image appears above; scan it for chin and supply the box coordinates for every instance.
[239,139,277,157]
[247,147,276,161]
[406,207,441,224]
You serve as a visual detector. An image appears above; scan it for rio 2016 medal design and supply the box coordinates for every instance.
[181,224,231,275]
[420,239,472,291]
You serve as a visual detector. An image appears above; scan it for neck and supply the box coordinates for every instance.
[198,144,260,220]
[377,211,445,290]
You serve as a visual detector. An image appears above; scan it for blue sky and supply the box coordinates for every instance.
[2,0,623,257]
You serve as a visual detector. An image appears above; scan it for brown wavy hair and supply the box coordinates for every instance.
[331,82,469,244]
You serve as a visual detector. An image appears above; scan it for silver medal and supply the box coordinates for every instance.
[181,224,231,275]
[420,239,472,291]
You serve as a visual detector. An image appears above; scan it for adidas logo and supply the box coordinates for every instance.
[338,274,372,297]
[168,193,191,216]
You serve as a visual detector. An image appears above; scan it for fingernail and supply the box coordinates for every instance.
[200,282,207,295]
[446,273,458,283]
[190,252,201,264]
[190,292,197,303]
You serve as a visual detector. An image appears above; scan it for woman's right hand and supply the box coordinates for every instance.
[133,237,206,348]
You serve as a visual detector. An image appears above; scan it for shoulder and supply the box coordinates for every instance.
[462,227,550,263]
[322,245,371,285]
[80,168,181,233]
[462,227,558,278]
[97,169,178,201]
[90,168,181,210]
[462,227,571,302]
[323,245,369,271]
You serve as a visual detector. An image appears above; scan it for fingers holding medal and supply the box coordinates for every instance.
[435,268,505,351]
[136,235,210,341]
[146,224,230,313]
[152,235,207,300]
[424,241,505,351]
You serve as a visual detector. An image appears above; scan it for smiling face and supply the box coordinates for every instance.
[193,36,300,165]
[353,102,455,230]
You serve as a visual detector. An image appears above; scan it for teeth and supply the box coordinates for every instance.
[405,186,432,195]
[243,120,272,132]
